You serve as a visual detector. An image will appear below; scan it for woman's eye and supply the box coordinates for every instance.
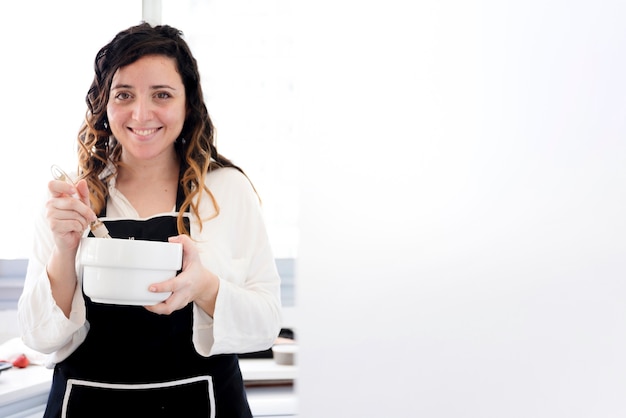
[155,92,172,99]
[114,92,131,100]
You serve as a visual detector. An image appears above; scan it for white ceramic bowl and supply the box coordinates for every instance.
[78,237,183,306]
[272,344,298,365]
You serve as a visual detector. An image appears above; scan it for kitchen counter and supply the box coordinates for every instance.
[0,365,51,417]
[0,359,297,417]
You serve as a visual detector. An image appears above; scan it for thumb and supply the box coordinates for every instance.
[75,179,91,207]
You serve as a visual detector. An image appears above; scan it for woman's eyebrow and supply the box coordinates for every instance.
[110,84,177,90]
[150,84,178,90]
[110,83,133,90]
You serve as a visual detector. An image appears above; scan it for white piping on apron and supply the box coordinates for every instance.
[61,375,215,418]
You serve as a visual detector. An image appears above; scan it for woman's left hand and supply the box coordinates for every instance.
[144,234,220,316]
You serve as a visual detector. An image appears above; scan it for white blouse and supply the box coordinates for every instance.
[18,167,282,367]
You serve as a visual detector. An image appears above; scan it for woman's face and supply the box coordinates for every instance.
[107,54,186,164]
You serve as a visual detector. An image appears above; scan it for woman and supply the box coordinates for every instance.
[18,22,282,417]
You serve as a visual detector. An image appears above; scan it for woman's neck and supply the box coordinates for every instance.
[117,151,180,183]
[115,152,181,217]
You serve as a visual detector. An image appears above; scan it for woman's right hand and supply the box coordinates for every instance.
[46,178,97,252]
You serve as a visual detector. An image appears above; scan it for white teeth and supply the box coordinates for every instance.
[133,128,158,136]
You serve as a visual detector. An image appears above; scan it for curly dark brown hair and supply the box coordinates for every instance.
[77,22,249,235]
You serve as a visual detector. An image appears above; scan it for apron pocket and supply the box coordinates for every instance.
[62,376,215,418]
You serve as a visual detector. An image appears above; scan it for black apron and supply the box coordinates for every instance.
[44,185,252,418]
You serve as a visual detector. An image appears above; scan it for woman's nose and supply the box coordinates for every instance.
[132,98,153,121]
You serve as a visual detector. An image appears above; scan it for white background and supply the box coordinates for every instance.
[0,1,141,258]
[294,1,626,417]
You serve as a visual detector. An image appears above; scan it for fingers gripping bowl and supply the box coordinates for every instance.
[78,237,183,306]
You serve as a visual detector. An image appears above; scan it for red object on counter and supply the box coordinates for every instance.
[0,354,30,369]
[12,354,29,368]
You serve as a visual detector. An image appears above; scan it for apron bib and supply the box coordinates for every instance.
[44,186,252,418]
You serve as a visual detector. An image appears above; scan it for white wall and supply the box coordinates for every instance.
[0,1,141,259]
[0,310,19,344]
[294,1,626,417]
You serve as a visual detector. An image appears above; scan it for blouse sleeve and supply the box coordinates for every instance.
[191,168,283,356]
[17,190,88,366]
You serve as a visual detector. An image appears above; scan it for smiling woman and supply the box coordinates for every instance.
[0,0,299,260]
[17,21,283,417]
[105,55,187,216]
[107,56,186,165]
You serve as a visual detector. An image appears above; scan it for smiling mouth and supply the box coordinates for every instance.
[130,127,161,136]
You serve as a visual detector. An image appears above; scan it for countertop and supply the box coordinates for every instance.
[0,358,297,417]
